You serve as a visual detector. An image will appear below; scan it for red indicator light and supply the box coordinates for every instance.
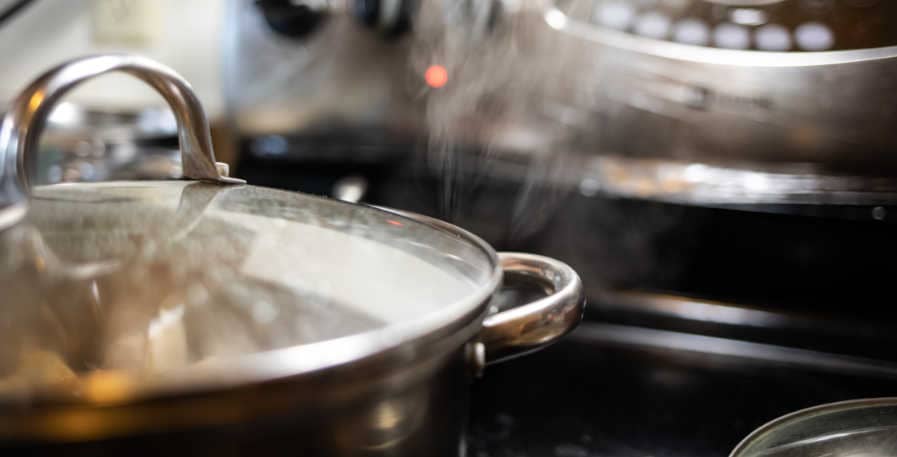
[424,65,448,89]
[386,219,404,227]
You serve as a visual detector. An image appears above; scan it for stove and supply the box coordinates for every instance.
[235,150,897,457]
[468,323,897,457]
[224,0,897,451]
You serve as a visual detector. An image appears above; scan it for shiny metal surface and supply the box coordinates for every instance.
[222,0,422,148]
[0,190,583,452]
[547,2,897,202]
[1,180,501,401]
[226,0,897,205]
[0,54,241,229]
[1,342,476,457]
[369,206,586,366]
[35,105,181,185]
[481,253,585,364]
[0,58,503,405]
[576,323,897,379]
[578,156,897,205]
[0,54,584,455]
[596,290,791,329]
[0,100,185,188]
[223,0,567,160]
[332,175,368,203]
[44,103,177,139]
[578,0,897,52]
[372,206,586,366]
[731,398,897,457]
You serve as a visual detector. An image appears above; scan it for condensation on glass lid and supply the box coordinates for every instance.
[0,181,496,396]
[0,244,388,394]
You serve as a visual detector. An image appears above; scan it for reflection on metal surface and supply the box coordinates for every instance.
[556,1,897,57]
[0,54,243,229]
[731,398,897,457]
[583,156,897,205]
[333,175,368,203]
[373,208,585,367]
[593,290,897,353]
[466,341,486,378]
[574,323,897,378]
[601,290,790,328]
[545,8,568,29]
[544,1,897,202]
[480,253,585,365]
[357,393,430,451]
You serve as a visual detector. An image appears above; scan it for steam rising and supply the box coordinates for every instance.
[410,0,584,242]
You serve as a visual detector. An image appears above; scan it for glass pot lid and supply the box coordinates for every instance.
[0,55,499,401]
[1,182,498,396]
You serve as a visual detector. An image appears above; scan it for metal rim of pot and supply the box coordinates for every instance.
[0,54,585,442]
[545,4,897,67]
[730,397,897,457]
[539,3,897,207]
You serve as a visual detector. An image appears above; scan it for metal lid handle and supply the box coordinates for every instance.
[0,54,243,227]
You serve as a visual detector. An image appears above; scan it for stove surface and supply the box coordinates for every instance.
[468,323,897,457]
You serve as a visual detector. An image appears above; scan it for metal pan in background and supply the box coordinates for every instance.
[731,398,897,457]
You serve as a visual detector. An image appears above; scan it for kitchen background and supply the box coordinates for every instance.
[3,0,897,456]
[0,0,224,114]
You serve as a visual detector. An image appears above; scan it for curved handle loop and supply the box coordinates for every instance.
[479,252,585,365]
[0,54,243,228]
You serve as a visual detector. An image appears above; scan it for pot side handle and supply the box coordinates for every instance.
[479,252,585,365]
[0,54,243,229]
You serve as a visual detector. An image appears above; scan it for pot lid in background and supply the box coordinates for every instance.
[0,180,498,400]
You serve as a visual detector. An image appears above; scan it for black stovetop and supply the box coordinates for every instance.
[468,323,897,457]
[237,149,897,457]
[239,153,897,322]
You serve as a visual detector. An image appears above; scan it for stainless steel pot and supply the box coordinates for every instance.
[225,0,897,206]
[0,55,584,456]
[548,0,897,205]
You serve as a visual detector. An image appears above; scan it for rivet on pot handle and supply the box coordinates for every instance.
[479,252,585,366]
[0,54,243,228]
